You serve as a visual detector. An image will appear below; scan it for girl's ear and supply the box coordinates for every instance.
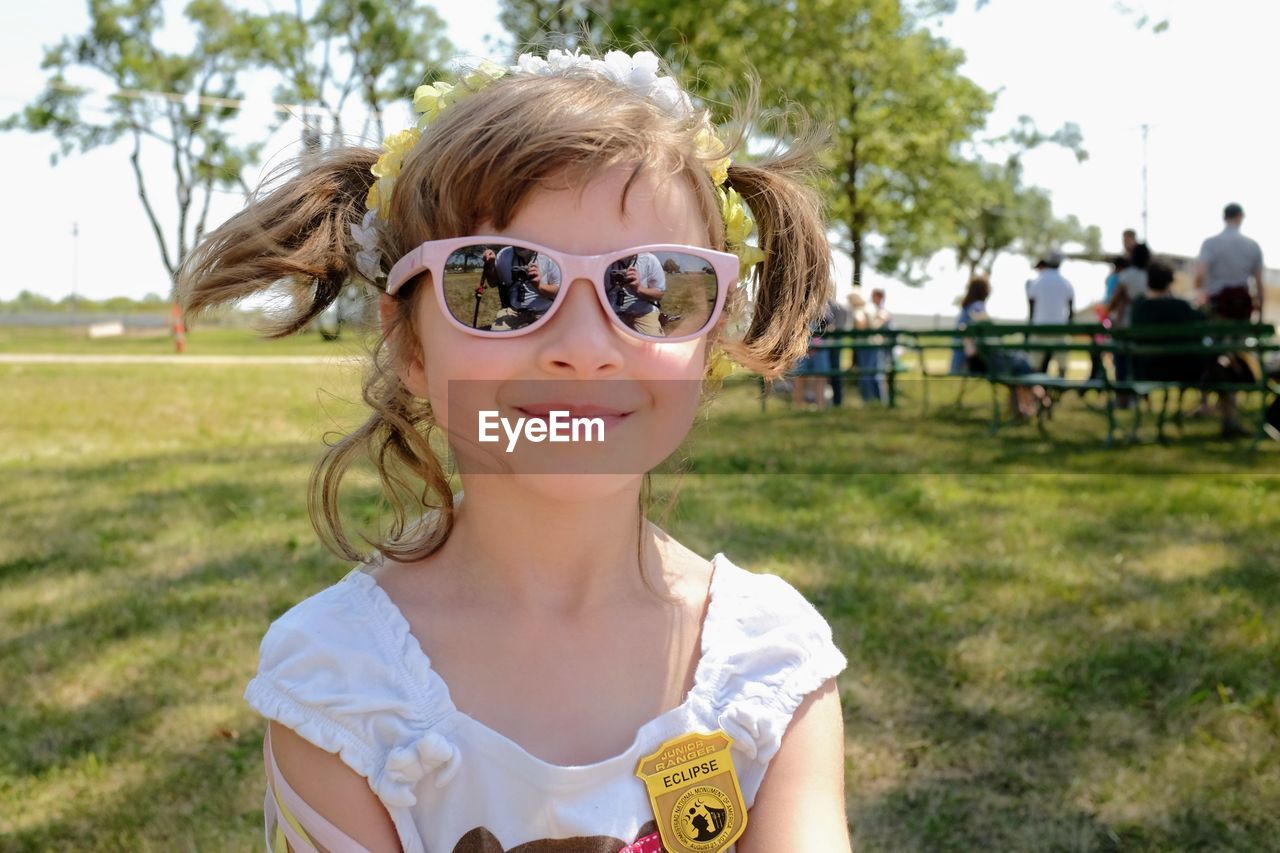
[379,293,430,399]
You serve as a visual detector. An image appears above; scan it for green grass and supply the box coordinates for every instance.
[1,358,1277,851]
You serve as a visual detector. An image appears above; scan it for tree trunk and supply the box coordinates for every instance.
[846,100,861,290]
[846,150,861,289]
[852,226,863,290]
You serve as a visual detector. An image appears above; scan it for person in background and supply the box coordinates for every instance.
[858,289,892,403]
[1109,243,1151,327]
[1023,258,1046,307]
[869,288,892,328]
[1104,255,1130,304]
[1196,202,1264,321]
[1122,228,1138,261]
[792,303,833,410]
[1107,242,1151,408]
[1086,256,1129,390]
[952,275,989,375]
[1026,249,1074,376]
[1131,260,1207,385]
[956,275,1047,418]
[823,296,851,407]
[1195,203,1266,437]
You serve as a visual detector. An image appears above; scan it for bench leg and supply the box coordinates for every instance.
[1103,392,1117,448]
[1036,394,1051,438]
[988,381,1001,436]
[918,350,930,414]
[1156,388,1171,444]
[1252,386,1269,451]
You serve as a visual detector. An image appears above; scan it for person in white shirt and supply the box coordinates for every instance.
[1194,203,1266,437]
[1195,202,1264,322]
[1106,242,1151,409]
[1026,250,1075,375]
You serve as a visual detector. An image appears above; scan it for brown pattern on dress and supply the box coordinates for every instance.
[450,820,662,852]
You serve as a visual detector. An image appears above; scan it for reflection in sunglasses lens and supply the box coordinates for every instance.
[443,245,563,333]
[604,251,717,339]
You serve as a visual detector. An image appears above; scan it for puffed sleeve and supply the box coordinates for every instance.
[695,564,848,806]
[243,576,460,818]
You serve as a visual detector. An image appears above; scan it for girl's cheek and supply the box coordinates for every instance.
[635,338,707,380]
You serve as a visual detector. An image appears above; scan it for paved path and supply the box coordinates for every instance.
[0,353,363,365]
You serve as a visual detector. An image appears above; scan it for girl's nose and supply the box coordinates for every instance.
[534,278,627,377]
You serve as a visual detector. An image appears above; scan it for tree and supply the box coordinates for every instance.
[918,0,1169,31]
[500,0,600,49]
[3,0,264,303]
[951,156,1101,279]
[250,0,453,147]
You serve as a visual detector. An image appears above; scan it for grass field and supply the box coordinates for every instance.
[1,331,1278,851]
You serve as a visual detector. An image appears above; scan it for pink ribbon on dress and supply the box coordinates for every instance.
[621,832,664,853]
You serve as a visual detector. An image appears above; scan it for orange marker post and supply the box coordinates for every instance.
[171,302,187,353]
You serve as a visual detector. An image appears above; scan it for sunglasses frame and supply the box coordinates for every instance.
[385,236,740,343]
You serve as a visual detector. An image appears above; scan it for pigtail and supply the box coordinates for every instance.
[176,146,380,337]
[718,146,833,381]
[177,142,456,565]
[308,334,456,565]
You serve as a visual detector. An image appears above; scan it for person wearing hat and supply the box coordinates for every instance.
[1026,249,1075,376]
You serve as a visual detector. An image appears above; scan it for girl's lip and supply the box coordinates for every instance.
[515,404,634,419]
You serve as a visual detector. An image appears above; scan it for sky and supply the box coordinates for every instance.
[1,0,1276,320]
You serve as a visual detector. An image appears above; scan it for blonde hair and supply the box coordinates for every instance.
[178,63,832,564]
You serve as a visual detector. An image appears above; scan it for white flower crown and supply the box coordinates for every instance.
[350,49,759,295]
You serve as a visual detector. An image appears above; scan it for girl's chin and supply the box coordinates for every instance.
[459,471,645,502]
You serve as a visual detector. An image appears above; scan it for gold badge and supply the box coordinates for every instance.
[635,730,747,852]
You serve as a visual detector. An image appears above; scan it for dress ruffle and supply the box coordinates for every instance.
[375,730,462,807]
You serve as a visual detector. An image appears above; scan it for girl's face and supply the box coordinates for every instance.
[387,164,715,498]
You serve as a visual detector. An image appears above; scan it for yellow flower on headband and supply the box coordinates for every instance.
[413,82,458,127]
[414,63,506,129]
[719,187,753,246]
[694,127,730,187]
[707,345,737,382]
[366,128,422,219]
[735,243,765,280]
[718,186,765,279]
[373,129,420,177]
[460,60,507,91]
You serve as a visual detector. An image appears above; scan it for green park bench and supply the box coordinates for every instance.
[962,321,1279,447]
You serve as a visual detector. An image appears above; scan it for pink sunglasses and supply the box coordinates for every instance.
[386,237,739,342]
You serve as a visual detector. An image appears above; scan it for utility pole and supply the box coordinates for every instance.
[1141,123,1149,243]
[71,221,79,316]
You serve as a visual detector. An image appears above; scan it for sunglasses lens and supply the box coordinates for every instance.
[605,251,719,339]
[443,244,564,332]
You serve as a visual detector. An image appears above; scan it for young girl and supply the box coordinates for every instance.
[180,47,849,853]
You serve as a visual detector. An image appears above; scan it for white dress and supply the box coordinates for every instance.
[244,551,848,853]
